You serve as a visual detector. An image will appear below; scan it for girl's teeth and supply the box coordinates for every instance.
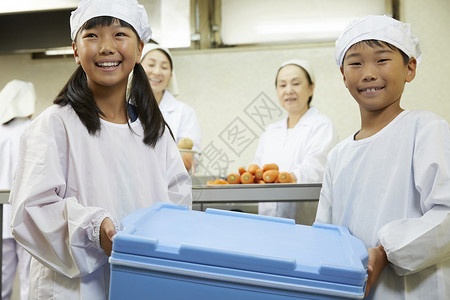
[367,88,377,92]
[98,62,118,67]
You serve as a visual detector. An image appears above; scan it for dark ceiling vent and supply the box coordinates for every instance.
[0,9,72,54]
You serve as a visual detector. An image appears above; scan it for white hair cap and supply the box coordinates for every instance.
[0,80,36,124]
[278,59,315,83]
[70,0,152,42]
[335,15,422,66]
[141,43,179,96]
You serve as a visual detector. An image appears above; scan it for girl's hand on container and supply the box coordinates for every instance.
[100,218,116,257]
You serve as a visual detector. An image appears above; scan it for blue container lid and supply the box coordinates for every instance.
[112,202,368,288]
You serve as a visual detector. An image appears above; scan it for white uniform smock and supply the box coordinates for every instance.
[1,118,32,300]
[1,119,30,238]
[254,106,338,219]
[159,90,202,152]
[10,104,192,300]
[316,110,450,299]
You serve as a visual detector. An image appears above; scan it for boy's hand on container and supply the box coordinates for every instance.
[365,245,388,297]
[100,218,116,257]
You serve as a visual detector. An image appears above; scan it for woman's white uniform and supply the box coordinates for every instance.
[159,90,202,152]
[1,118,32,300]
[254,106,338,219]
[10,105,192,300]
[316,110,450,299]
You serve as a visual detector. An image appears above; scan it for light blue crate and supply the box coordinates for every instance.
[109,202,368,299]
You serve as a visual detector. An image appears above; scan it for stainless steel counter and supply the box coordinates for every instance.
[192,183,321,204]
[0,190,9,290]
[192,183,321,225]
[0,190,8,204]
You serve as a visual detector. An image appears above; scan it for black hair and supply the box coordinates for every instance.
[275,64,314,106]
[345,40,410,65]
[54,16,167,147]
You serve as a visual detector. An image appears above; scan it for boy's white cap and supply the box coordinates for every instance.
[70,0,152,42]
[335,15,422,66]
[0,80,36,124]
[141,43,179,96]
[278,59,315,83]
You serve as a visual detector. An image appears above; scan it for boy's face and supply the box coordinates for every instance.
[340,42,416,113]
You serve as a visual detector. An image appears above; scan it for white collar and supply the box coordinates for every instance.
[273,106,318,129]
[159,90,178,112]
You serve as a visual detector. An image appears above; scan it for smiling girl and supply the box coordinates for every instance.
[9,0,192,299]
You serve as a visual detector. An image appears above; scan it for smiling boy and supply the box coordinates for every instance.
[316,15,450,299]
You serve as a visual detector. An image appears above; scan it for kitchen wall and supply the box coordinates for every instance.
[0,0,448,177]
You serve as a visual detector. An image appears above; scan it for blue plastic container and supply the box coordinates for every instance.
[109,202,368,299]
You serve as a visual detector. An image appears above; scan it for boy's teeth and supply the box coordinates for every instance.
[366,88,377,92]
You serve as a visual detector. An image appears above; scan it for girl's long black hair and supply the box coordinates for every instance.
[54,17,166,147]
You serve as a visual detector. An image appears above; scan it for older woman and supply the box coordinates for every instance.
[141,43,202,171]
[254,60,339,220]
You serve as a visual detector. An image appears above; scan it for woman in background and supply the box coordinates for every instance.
[141,43,202,171]
[254,60,338,220]
[0,80,34,300]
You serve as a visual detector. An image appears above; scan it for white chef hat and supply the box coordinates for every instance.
[70,0,152,42]
[0,80,36,124]
[335,15,421,66]
[141,43,179,96]
[277,59,315,84]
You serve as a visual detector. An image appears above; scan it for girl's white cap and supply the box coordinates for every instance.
[277,59,315,83]
[0,80,36,124]
[70,0,152,42]
[335,15,421,66]
[141,43,179,96]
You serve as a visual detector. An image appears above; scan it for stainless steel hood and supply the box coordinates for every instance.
[0,1,78,15]
[0,0,163,55]
[0,9,74,54]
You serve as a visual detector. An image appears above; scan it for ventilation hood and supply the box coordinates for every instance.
[0,1,80,54]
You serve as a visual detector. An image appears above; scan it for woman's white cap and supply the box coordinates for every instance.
[70,0,152,42]
[335,15,421,66]
[277,59,315,83]
[141,43,179,96]
[0,80,36,124]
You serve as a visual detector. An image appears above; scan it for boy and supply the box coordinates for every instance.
[316,15,450,299]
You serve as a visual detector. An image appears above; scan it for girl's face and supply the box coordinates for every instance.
[141,50,172,95]
[341,42,416,114]
[73,19,143,92]
[276,65,314,115]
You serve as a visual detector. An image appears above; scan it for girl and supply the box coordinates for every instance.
[9,0,192,299]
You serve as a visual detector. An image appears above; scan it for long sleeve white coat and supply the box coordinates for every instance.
[254,106,338,218]
[10,104,192,300]
[316,110,450,299]
[1,118,30,239]
[159,90,202,152]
